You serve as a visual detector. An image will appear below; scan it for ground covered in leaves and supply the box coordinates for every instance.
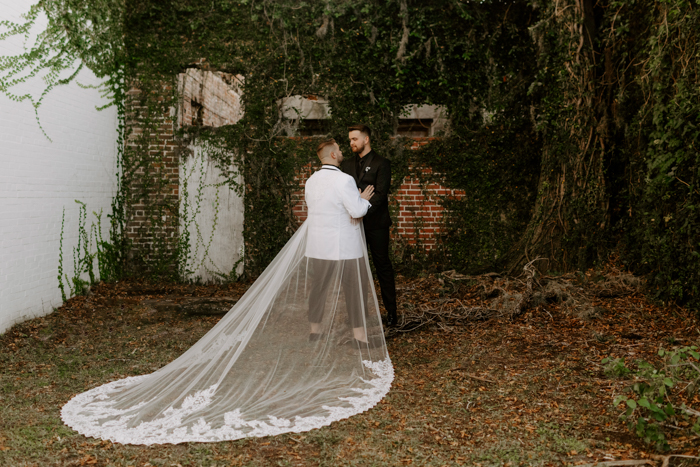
[1,271,699,466]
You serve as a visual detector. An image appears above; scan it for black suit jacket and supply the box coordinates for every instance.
[340,150,392,231]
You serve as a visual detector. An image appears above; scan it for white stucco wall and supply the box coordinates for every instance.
[180,145,244,283]
[177,70,245,283]
[0,0,119,334]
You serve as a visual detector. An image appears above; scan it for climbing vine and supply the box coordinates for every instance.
[3,0,700,308]
[621,0,700,307]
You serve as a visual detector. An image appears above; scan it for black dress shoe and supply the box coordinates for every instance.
[382,313,398,328]
[309,333,325,342]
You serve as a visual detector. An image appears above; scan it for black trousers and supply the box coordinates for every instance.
[365,228,397,317]
[308,258,369,328]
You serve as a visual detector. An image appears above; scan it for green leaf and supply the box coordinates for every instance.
[613,395,627,406]
[627,399,637,409]
[638,398,651,409]
[664,403,675,416]
[692,421,700,434]
[663,377,674,387]
[649,402,663,413]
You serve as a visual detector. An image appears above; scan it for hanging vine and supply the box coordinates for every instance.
[3,0,700,308]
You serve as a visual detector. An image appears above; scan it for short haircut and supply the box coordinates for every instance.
[348,124,371,139]
[316,138,337,159]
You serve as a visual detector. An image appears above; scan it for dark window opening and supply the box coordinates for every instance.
[298,119,328,137]
[397,119,432,137]
[191,99,203,126]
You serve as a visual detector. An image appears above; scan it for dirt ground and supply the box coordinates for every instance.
[1,272,699,466]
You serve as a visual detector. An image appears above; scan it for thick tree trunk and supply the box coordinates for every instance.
[509,0,610,273]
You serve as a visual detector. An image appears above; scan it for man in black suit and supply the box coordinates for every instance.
[341,124,398,327]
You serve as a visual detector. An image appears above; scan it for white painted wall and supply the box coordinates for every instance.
[0,0,119,334]
[180,145,244,283]
[177,70,245,283]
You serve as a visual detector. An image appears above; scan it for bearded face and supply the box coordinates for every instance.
[348,130,368,154]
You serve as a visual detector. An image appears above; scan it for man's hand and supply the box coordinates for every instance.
[360,185,375,200]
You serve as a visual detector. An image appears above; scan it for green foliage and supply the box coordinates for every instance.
[58,200,95,298]
[621,0,700,308]
[602,357,631,378]
[604,346,700,451]
[414,124,540,272]
[0,0,544,278]
[57,208,67,302]
[4,0,700,309]
[57,202,129,300]
[122,0,542,276]
[0,0,125,137]
[92,209,124,283]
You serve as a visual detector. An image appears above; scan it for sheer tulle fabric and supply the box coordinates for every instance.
[61,222,393,445]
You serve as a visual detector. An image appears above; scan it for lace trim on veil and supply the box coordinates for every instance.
[61,358,393,445]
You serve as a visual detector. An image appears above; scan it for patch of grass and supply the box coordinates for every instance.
[535,422,588,454]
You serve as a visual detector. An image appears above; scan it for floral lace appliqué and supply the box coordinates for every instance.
[61,358,393,445]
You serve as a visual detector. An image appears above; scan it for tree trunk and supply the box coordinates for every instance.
[509,0,610,273]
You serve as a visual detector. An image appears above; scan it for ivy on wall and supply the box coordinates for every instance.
[3,0,700,308]
[138,0,542,276]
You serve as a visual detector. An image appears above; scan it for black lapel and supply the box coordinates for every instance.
[357,152,375,184]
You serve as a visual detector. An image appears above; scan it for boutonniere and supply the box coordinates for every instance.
[365,166,371,172]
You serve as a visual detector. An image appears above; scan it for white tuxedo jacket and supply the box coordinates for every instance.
[305,165,371,260]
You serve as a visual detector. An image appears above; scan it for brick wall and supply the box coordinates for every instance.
[122,77,456,280]
[291,138,465,249]
[393,172,466,248]
[123,82,181,269]
[0,0,119,334]
[124,69,246,277]
[393,138,466,248]
[177,67,244,128]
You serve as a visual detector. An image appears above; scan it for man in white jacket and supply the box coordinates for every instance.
[305,139,380,348]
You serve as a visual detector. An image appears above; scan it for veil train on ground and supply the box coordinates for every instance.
[61,222,393,445]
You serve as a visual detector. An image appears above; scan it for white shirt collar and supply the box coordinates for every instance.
[321,164,341,171]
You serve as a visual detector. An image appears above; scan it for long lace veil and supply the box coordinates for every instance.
[61,222,393,445]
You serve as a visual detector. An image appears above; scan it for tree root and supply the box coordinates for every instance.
[388,259,643,335]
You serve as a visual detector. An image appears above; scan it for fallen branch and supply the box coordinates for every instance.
[388,261,541,335]
[651,454,700,467]
[578,454,700,467]
[680,406,700,417]
[576,460,655,467]
[388,260,644,336]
